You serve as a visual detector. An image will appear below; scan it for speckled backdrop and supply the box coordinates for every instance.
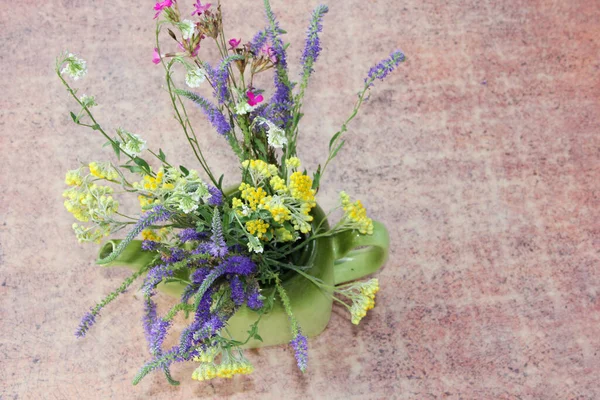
[1,0,599,399]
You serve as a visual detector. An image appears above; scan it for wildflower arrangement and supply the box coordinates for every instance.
[58,0,403,386]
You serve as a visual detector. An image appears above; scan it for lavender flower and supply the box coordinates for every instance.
[229,276,245,306]
[224,255,256,275]
[176,90,232,136]
[290,331,308,372]
[250,29,269,55]
[207,209,228,258]
[97,205,173,265]
[207,185,223,206]
[191,267,210,284]
[75,311,96,338]
[263,0,293,128]
[142,240,160,251]
[300,5,328,79]
[178,228,206,243]
[205,62,230,105]
[365,50,406,87]
[160,247,186,264]
[142,264,174,295]
[142,296,157,343]
[246,284,263,310]
[149,319,171,355]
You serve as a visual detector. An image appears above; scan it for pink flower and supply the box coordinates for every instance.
[192,0,211,16]
[260,43,277,63]
[152,48,161,64]
[228,38,241,50]
[179,41,201,57]
[153,0,174,19]
[247,91,264,107]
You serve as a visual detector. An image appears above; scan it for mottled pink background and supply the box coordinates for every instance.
[1,0,599,399]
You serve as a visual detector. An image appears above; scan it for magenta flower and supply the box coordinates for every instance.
[247,91,264,107]
[192,0,211,16]
[153,0,174,19]
[152,48,161,64]
[228,38,241,50]
[260,43,277,63]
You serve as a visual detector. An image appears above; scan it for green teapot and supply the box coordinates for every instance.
[97,204,389,348]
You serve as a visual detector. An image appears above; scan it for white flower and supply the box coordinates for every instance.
[185,67,206,88]
[266,124,287,148]
[179,20,197,40]
[118,129,147,157]
[258,118,287,149]
[61,53,87,80]
[79,94,96,108]
[177,195,199,214]
[247,236,264,253]
[234,101,255,116]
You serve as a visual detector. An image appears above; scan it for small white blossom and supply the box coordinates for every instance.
[258,118,288,149]
[79,94,96,108]
[179,20,197,40]
[247,236,264,253]
[118,128,147,157]
[266,124,287,148]
[234,101,255,115]
[185,67,206,88]
[61,53,87,80]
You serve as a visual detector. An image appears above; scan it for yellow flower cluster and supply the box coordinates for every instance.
[286,156,301,169]
[65,169,83,186]
[340,192,373,235]
[242,159,278,182]
[72,223,110,244]
[63,184,118,223]
[289,172,316,204]
[141,228,170,242]
[349,279,379,325]
[245,219,269,238]
[232,158,318,250]
[89,162,119,181]
[191,361,254,381]
[239,183,268,211]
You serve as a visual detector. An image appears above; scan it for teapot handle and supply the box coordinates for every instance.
[330,221,390,285]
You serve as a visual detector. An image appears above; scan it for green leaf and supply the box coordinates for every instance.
[133,157,150,172]
[111,141,121,160]
[70,112,78,123]
[328,130,343,151]
[312,164,322,190]
[254,334,263,342]
[254,140,267,158]
[91,124,101,131]
[120,165,143,174]
[158,148,166,162]
[179,165,189,176]
[330,140,346,160]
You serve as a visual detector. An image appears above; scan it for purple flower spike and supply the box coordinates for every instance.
[246,285,263,310]
[300,5,328,78]
[178,228,206,243]
[365,50,406,87]
[224,255,256,276]
[142,240,160,251]
[207,185,223,206]
[229,276,245,306]
[75,311,96,338]
[290,331,308,372]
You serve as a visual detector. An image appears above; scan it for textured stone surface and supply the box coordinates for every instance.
[2,0,599,398]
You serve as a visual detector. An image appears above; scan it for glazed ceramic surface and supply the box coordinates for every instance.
[98,205,389,348]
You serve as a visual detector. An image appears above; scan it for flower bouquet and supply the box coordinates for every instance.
[58,0,403,385]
